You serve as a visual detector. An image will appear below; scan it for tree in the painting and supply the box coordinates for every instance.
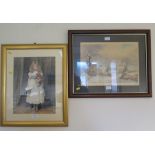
[119,58,129,79]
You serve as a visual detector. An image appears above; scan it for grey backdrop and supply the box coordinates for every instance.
[0,23,155,131]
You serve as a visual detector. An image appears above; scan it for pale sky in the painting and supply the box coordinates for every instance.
[80,42,139,64]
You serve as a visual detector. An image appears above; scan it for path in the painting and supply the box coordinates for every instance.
[86,75,139,86]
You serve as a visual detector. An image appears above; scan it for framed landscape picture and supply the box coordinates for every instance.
[68,30,152,98]
[1,44,68,126]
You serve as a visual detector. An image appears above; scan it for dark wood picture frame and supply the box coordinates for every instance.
[68,30,152,98]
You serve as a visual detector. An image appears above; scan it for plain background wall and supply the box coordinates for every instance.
[0,23,154,131]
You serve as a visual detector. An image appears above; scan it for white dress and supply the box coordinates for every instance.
[25,71,45,104]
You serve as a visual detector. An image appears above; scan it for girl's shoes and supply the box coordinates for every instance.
[35,105,38,112]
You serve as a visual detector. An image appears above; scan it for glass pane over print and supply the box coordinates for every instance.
[72,34,148,94]
[6,49,63,122]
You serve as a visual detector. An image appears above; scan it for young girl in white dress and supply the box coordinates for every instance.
[25,61,45,112]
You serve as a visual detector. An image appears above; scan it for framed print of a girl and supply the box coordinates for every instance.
[25,61,45,112]
[2,44,68,126]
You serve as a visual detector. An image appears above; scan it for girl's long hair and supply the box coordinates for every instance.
[29,61,42,73]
